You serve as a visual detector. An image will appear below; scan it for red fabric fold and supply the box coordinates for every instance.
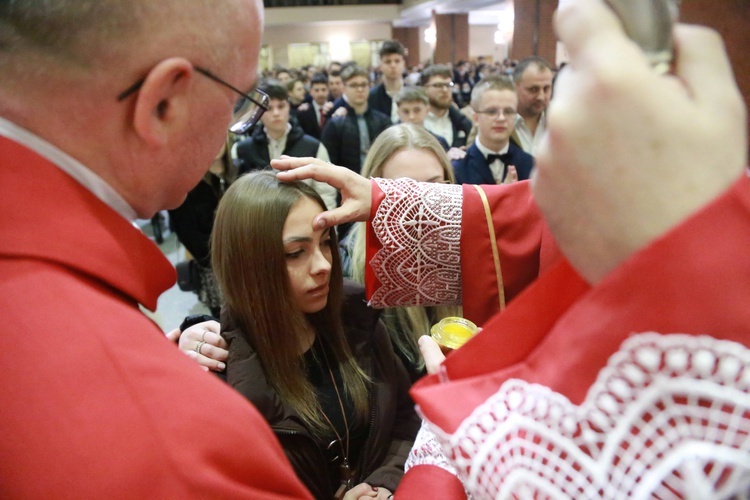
[460,181,557,325]
[397,465,467,499]
[412,174,750,435]
[365,179,386,301]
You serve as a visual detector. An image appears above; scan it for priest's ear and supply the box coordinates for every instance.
[131,57,195,146]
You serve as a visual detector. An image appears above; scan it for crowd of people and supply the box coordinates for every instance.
[2,0,748,498]
[246,39,554,180]
[172,40,558,313]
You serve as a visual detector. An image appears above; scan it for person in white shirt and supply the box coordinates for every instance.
[512,56,554,156]
[452,77,534,185]
[421,64,473,150]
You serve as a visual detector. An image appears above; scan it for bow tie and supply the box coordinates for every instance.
[486,153,512,165]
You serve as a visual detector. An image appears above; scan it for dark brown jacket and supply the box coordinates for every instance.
[222,281,420,499]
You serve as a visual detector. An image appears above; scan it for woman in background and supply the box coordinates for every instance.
[340,124,462,381]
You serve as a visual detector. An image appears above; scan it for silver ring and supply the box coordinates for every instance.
[194,340,205,355]
[201,330,208,342]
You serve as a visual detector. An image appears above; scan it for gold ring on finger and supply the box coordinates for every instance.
[195,340,205,355]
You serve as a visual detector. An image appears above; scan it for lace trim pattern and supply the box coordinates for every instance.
[410,333,750,498]
[369,178,463,309]
[406,421,460,476]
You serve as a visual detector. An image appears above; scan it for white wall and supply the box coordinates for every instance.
[469,25,509,62]
[260,6,511,70]
[262,22,393,68]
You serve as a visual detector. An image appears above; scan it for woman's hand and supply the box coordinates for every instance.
[341,482,392,499]
[502,165,518,184]
[272,156,372,230]
[169,320,228,372]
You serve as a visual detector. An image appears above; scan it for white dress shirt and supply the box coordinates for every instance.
[514,111,546,156]
[475,138,510,184]
[424,110,453,146]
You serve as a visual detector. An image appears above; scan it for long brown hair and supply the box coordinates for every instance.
[212,171,369,434]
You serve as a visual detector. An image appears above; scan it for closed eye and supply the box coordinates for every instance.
[285,249,304,259]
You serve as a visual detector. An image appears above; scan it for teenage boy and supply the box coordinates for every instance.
[452,77,533,184]
[296,73,331,139]
[235,81,337,209]
[327,70,345,102]
[368,40,406,123]
[394,87,449,151]
[320,65,390,175]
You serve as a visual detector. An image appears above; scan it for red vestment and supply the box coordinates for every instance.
[365,177,750,498]
[365,180,558,326]
[0,137,312,498]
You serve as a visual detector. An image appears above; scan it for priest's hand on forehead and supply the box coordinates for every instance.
[273,156,372,230]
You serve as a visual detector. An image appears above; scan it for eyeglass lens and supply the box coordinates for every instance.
[230,91,269,134]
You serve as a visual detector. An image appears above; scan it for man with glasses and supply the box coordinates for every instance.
[320,65,391,177]
[421,64,473,149]
[452,77,534,185]
[0,1,311,497]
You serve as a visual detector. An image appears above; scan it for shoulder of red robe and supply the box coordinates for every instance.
[412,332,750,498]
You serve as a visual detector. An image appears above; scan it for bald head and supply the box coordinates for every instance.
[0,0,264,218]
[0,2,139,66]
[0,1,250,84]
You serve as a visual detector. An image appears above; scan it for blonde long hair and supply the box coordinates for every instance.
[212,171,369,434]
[348,124,461,373]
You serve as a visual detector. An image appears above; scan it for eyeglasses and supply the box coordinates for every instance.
[424,81,454,90]
[346,82,369,90]
[116,65,269,135]
[475,107,517,119]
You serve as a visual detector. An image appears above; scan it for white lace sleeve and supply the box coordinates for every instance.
[368,178,463,309]
[405,420,460,476]
[424,333,750,499]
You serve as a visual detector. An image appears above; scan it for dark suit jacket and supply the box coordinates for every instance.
[428,130,450,151]
[296,103,325,139]
[452,142,534,185]
[447,106,473,148]
[326,96,347,119]
[320,103,391,174]
[235,122,320,176]
[368,83,394,121]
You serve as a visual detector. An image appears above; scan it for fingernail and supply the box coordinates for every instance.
[218,362,226,371]
[314,216,327,230]
[372,487,378,492]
